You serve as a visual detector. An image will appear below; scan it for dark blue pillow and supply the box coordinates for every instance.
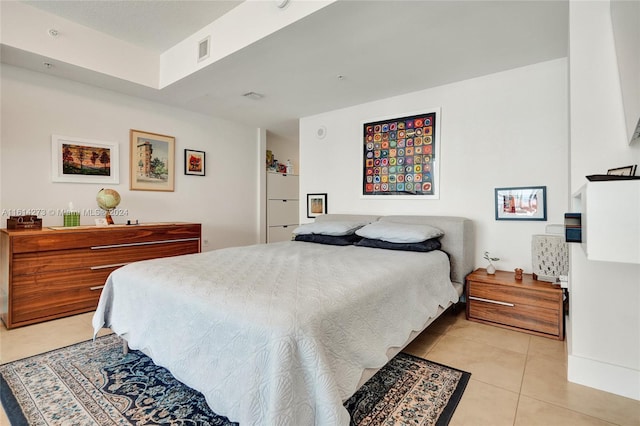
[355,237,442,252]
[294,233,363,246]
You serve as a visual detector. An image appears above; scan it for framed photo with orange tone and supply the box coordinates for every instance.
[495,186,547,221]
[185,149,205,176]
[307,193,327,218]
[51,135,119,184]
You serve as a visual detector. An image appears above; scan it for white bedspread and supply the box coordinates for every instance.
[93,241,458,425]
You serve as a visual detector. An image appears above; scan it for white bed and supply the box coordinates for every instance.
[93,214,474,425]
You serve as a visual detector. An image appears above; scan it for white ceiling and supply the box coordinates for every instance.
[23,0,244,52]
[6,1,569,141]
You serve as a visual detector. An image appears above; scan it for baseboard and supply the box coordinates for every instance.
[568,354,640,401]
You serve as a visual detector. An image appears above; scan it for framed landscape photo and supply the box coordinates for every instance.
[307,193,327,218]
[184,149,205,176]
[51,135,119,184]
[130,129,175,191]
[495,186,547,221]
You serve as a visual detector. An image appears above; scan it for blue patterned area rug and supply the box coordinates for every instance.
[0,334,470,425]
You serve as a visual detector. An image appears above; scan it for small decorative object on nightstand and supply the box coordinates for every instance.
[483,251,499,274]
[514,268,523,280]
[466,268,564,340]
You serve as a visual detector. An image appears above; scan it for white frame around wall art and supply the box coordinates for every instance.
[51,135,119,184]
[361,108,441,199]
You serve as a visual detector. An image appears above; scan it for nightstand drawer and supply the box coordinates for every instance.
[465,268,564,340]
[468,296,560,336]
[467,280,560,310]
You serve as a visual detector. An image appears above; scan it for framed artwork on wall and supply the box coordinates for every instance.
[51,135,119,184]
[607,165,637,176]
[184,149,205,176]
[130,129,175,191]
[362,109,440,199]
[495,186,547,221]
[307,193,327,218]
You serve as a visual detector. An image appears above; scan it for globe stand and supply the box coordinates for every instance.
[105,209,114,225]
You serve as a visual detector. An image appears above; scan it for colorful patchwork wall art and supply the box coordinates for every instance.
[362,110,439,197]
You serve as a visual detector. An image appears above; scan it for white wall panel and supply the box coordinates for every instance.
[0,65,259,250]
[300,59,569,273]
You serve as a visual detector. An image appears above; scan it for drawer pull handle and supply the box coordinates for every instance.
[90,262,129,270]
[91,237,200,250]
[90,285,105,291]
[469,296,515,307]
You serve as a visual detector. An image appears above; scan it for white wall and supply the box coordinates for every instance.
[610,0,640,143]
[0,64,260,250]
[568,1,640,400]
[300,59,569,271]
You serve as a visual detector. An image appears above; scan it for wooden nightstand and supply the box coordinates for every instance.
[465,268,564,340]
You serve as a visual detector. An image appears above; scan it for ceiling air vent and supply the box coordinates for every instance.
[198,36,210,62]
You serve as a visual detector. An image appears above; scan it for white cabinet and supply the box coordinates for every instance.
[267,172,299,243]
[572,180,640,264]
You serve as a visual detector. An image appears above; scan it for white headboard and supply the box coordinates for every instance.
[315,214,474,285]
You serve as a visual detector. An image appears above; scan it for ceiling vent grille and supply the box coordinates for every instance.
[198,36,210,62]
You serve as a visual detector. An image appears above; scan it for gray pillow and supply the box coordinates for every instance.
[355,221,444,243]
[293,221,367,236]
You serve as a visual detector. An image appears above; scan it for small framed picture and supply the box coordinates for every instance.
[184,149,205,176]
[495,186,547,221]
[307,193,328,218]
[607,165,636,176]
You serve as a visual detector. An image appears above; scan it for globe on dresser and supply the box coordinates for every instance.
[96,188,121,225]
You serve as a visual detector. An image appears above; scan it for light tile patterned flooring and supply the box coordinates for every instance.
[1,309,639,425]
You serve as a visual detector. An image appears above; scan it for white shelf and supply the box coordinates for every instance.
[572,180,640,264]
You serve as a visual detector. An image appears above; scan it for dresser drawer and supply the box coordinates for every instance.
[267,199,299,226]
[467,297,560,336]
[11,268,115,323]
[467,280,560,311]
[268,225,296,243]
[10,224,201,253]
[267,173,299,199]
[12,239,200,275]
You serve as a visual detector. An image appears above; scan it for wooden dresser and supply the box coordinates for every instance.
[1,223,201,329]
[466,268,564,340]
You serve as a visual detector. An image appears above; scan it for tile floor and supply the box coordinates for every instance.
[1,309,639,425]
